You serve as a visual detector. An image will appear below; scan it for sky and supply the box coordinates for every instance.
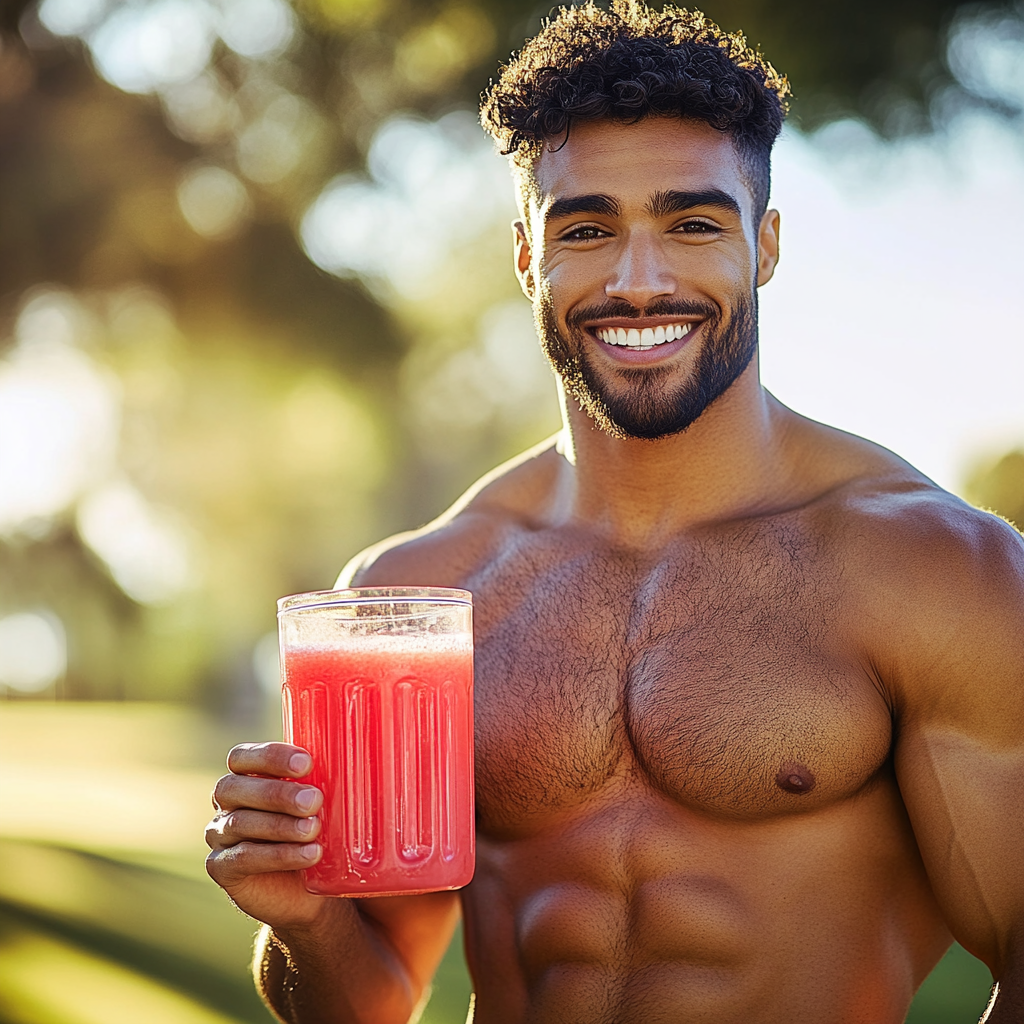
[760,114,1024,491]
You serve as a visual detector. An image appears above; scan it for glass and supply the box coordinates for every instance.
[278,587,474,897]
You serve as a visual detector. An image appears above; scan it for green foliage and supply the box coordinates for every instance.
[964,449,1024,531]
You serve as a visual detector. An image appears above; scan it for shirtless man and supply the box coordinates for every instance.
[205,4,1024,1022]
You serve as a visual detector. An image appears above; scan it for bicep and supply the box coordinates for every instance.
[896,720,1024,975]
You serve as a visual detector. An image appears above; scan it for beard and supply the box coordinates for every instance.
[536,290,759,440]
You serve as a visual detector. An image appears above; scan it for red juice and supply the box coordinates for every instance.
[282,637,474,897]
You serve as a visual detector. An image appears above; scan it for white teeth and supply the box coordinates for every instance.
[596,323,694,348]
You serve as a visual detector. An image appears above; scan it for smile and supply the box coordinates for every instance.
[595,323,693,350]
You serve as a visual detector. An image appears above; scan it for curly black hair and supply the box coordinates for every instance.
[480,0,790,218]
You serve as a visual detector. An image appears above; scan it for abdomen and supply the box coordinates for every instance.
[467,781,950,1024]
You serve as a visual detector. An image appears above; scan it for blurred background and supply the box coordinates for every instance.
[0,0,1021,1019]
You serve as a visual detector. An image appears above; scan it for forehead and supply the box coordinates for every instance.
[529,117,749,217]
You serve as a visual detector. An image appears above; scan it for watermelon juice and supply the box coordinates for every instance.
[279,589,474,898]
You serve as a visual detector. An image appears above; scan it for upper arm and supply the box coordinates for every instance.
[885,509,1024,975]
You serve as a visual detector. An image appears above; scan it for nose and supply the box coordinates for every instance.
[605,231,676,309]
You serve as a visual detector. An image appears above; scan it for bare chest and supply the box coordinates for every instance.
[465,526,892,835]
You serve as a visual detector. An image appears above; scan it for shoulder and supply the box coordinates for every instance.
[335,435,564,589]
[834,475,1024,604]
[779,409,1024,597]
[825,473,1024,725]
[772,405,1024,722]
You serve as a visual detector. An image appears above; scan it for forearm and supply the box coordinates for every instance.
[253,901,421,1024]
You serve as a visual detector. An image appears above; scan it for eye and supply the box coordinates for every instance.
[675,219,721,235]
[559,224,610,242]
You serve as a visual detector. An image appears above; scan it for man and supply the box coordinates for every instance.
[205,3,1024,1022]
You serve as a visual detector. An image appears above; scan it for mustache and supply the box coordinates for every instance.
[565,298,720,330]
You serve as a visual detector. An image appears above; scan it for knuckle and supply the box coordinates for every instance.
[213,811,237,838]
[225,743,251,768]
[205,849,228,882]
[211,775,234,809]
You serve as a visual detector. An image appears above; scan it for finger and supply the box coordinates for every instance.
[206,840,322,887]
[212,773,322,816]
[227,742,312,779]
[206,809,320,850]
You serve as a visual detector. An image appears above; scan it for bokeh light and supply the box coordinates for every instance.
[88,0,219,94]
[0,611,66,693]
[76,480,196,604]
[0,295,120,536]
[176,164,250,239]
[301,110,513,299]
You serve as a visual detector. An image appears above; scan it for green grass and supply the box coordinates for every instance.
[906,942,993,1024]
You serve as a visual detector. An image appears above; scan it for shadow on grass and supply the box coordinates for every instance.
[0,900,272,1023]
[0,839,275,1023]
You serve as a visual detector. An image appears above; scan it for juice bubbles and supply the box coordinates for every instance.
[278,589,474,898]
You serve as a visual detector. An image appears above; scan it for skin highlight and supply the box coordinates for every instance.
[206,117,1024,1024]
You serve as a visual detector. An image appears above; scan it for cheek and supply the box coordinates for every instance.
[541,257,592,313]
[672,244,753,291]
[543,246,620,303]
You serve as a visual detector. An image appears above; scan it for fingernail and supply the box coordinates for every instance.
[297,816,315,836]
[289,753,311,775]
[295,788,317,813]
[300,843,319,860]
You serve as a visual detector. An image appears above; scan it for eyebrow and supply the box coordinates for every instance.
[546,193,621,220]
[544,188,742,224]
[647,189,742,218]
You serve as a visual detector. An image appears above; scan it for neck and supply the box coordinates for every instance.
[552,356,795,545]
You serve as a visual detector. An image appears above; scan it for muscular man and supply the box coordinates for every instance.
[206,4,1024,1022]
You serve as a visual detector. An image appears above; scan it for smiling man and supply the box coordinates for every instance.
[205,4,1024,1023]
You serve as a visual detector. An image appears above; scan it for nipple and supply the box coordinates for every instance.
[775,763,816,795]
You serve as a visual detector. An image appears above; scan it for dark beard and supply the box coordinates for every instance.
[537,292,759,440]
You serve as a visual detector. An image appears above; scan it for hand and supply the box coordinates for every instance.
[206,742,328,930]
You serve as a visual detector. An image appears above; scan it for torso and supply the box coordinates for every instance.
[358,429,960,1024]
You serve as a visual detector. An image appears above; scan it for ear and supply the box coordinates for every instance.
[756,209,780,287]
[513,220,535,301]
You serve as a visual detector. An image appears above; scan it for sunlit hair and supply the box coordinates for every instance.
[480,0,790,218]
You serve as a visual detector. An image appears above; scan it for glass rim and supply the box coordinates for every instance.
[277,586,472,616]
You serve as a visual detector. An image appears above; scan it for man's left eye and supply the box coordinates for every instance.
[677,221,718,234]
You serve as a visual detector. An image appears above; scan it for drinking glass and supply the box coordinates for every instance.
[278,587,474,897]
